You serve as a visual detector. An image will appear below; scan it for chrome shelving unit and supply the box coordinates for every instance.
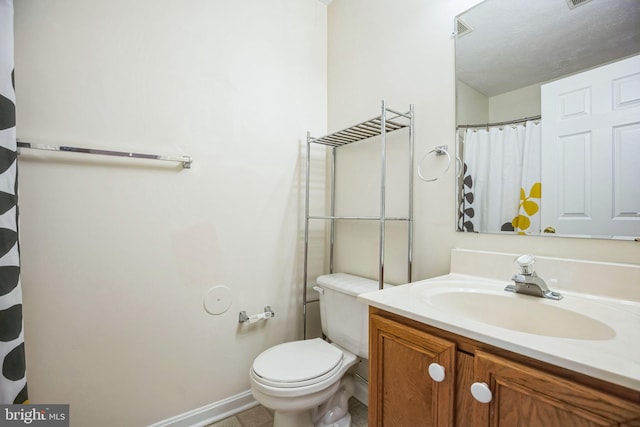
[303,100,414,338]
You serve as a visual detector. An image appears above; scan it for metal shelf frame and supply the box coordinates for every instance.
[303,100,414,338]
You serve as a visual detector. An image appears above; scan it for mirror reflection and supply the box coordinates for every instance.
[455,0,640,240]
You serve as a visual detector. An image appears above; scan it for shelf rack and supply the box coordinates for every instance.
[303,100,414,338]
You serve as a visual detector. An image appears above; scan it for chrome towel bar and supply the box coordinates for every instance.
[17,140,192,169]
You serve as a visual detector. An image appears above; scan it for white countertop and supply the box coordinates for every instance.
[358,273,640,391]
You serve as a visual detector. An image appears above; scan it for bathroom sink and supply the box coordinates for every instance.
[359,269,640,391]
[416,285,617,340]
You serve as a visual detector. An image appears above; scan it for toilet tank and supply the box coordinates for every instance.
[315,273,392,359]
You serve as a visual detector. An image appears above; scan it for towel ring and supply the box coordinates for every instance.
[418,145,451,182]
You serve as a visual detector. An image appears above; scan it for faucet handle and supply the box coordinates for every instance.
[514,254,536,275]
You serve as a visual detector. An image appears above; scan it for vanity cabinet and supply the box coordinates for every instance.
[473,351,640,427]
[368,307,640,427]
[369,311,455,427]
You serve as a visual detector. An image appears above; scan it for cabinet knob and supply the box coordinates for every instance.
[470,382,493,403]
[428,363,446,382]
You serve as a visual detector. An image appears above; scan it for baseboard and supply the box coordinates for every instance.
[353,373,368,406]
[148,390,258,427]
[149,376,367,426]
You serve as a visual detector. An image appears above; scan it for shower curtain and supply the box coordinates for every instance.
[458,121,541,235]
[0,0,28,404]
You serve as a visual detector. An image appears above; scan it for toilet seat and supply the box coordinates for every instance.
[251,338,344,388]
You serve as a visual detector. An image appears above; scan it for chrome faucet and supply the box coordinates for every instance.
[505,254,563,300]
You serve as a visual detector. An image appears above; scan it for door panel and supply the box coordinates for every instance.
[541,54,640,238]
[369,313,455,427]
[472,351,640,427]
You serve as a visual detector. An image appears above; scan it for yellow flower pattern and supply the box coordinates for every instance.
[511,182,541,234]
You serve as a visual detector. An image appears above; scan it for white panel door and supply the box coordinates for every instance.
[541,55,640,239]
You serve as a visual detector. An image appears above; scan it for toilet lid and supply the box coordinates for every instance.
[252,338,343,385]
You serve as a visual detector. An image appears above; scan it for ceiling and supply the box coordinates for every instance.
[455,0,640,97]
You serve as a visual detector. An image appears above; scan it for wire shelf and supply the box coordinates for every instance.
[309,111,411,147]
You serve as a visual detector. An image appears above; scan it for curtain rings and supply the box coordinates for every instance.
[418,145,451,182]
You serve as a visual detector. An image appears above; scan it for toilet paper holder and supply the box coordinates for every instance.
[239,306,275,324]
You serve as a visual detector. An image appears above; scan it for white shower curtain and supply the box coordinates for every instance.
[459,121,541,234]
[0,0,28,404]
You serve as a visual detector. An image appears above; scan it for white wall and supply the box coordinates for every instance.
[456,80,488,125]
[456,80,540,125]
[489,82,542,122]
[14,1,327,425]
[327,0,640,283]
[457,81,541,126]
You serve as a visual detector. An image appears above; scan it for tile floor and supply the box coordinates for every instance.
[206,397,368,427]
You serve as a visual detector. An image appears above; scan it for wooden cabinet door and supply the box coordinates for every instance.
[369,312,455,427]
[472,351,640,427]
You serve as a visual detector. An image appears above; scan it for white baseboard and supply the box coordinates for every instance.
[149,375,368,427]
[353,373,368,406]
[148,390,258,427]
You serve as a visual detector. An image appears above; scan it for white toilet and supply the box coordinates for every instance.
[249,273,380,427]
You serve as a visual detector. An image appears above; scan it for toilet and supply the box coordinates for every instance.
[249,273,381,427]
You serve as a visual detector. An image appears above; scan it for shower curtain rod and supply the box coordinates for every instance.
[16,140,192,169]
[456,115,541,130]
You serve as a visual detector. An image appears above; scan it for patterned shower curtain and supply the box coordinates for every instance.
[458,121,542,235]
[0,0,28,405]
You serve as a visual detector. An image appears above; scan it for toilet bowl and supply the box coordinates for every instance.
[250,338,358,427]
[249,273,385,427]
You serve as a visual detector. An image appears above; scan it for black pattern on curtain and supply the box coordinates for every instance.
[0,0,27,404]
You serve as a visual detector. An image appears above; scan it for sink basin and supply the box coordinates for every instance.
[419,287,616,340]
[359,272,640,391]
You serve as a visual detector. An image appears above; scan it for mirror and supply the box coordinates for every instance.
[455,0,640,240]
